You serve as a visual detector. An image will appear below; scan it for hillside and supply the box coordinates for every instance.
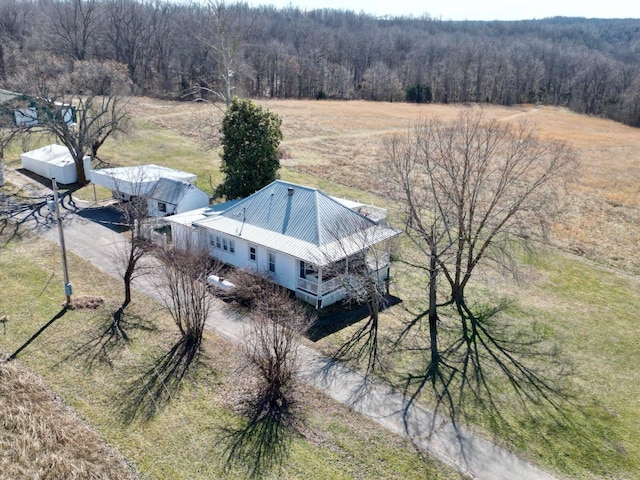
[1,2,640,125]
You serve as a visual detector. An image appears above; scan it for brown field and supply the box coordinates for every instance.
[0,359,137,480]
[127,98,640,275]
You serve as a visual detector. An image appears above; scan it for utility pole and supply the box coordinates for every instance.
[50,178,72,306]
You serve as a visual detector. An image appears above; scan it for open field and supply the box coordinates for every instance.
[119,98,640,275]
[2,98,640,479]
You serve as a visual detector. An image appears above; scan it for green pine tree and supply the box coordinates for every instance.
[216,97,283,200]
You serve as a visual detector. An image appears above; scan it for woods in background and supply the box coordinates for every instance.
[1,0,639,126]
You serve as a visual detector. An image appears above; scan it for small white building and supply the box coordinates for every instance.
[89,164,199,201]
[168,180,400,309]
[147,177,210,217]
[89,164,209,217]
[20,144,81,184]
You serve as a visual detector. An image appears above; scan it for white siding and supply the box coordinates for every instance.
[203,233,298,291]
[147,187,208,218]
[171,223,204,252]
[175,188,209,214]
[148,199,176,217]
[20,145,77,184]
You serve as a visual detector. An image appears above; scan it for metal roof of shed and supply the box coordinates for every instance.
[148,177,190,205]
[91,164,197,185]
[21,144,74,166]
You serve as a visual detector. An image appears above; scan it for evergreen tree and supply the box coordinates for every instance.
[216,97,283,200]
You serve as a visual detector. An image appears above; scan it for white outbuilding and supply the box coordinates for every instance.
[147,177,210,217]
[89,164,209,217]
[20,144,82,185]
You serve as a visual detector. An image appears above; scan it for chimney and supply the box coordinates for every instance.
[287,186,294,196]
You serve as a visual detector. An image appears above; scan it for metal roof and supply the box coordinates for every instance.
[91,164,197,185]
[148,177,190,205]
[214,180,376,245]
[21,144,74,167]
[188,180,400,265]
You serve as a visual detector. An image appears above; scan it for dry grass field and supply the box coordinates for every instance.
[125,98,640,275]
[0,359,138,480]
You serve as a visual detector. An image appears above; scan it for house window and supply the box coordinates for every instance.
[249,245,256,262]
[212,235,235,254]
[299,261,317,279]
[268,252,276,273]
[158,202,167,213]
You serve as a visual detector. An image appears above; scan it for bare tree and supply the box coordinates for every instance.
[122,241,219,422]
[198,0,252,104]
[222,275,311,477]
[384,109,574,415]
[324,215,399,376]
[8,59,132,185]
[111,194,149,339]
[48,0,101,61]
[155,242,215,359]
[39,90,131,185]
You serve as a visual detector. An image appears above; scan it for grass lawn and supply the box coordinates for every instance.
[313,244,640,479]
[0,227,463,479]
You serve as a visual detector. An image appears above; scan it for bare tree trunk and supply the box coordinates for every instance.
[428,246,439,385]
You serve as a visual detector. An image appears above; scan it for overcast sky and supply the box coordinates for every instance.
[241,0,639,21]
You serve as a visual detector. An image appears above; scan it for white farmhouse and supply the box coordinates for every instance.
[168,180,401,309]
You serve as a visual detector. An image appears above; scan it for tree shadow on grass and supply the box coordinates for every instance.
[67,306,156,370]
[1,183,80,247]
[218,386,300,479]
[8,307,69,360]
[381,297,635,477]
[120,334,204,424]
[306,295,401,342]
[395,300,570,428]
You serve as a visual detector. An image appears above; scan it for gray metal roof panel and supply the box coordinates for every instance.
[219,180,376,247]
[195,214,400,266]
[148,177,189,205]
[193,180,401,265]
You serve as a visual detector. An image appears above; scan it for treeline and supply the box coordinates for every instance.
[1,0,640,125]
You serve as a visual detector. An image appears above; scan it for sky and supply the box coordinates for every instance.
[242,0,640,21]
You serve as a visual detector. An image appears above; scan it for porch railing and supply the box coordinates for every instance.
[296,261,389,297]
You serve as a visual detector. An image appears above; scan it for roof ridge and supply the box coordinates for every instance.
[314,190,322,246]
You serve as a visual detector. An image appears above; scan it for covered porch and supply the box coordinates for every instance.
[295,250,391,309]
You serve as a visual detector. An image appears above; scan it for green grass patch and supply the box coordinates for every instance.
[0,227,463,479]
[313,242,640,479]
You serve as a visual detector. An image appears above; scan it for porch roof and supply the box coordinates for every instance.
[193,212,399,266]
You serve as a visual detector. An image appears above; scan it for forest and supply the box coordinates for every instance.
[1,0,640,126]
